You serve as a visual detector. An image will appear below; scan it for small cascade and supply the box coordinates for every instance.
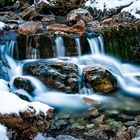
[0,40,18,59]
[26,36,40,59]
[98,34,104,53]
[55,36,65,57]
[75,37,82,57]
[87,33,104,55]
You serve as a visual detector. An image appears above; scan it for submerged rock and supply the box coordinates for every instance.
[18,21,43,35]
[23,60,79,93]
[83,66,117,93]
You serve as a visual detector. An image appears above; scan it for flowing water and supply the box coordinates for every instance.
[1,33,140,110]
[0,40,18,58]
[55,36,65,57]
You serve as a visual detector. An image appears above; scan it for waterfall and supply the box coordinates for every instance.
[1,31,140,111]
[0,40,18,59]
[87,33,104,54]
[55,36,65,57]
[26,36,40,59]
[75,37,82,57]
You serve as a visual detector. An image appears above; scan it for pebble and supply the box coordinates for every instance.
[94,115,105,125]
[84,129,108,140]
[86,124,94,129]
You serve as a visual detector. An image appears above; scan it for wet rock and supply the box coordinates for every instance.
[89,108,99,117]
[47,20,85,36]
[67,8,93,24]
[99,124,111,131]
[56,135,79,140]
[19,5,37,20]
[15,93,30,101]
[94,115,105,125]
[105,119,123,132]
[23,60,79,93]
[86,20,101,33]
[13,77,36,96]
[18,21,43,35]
[84,129,108,140]
[83,66,117,93]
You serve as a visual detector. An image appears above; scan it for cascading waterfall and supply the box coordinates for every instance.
[0,40,18,59]
[87,33,104,54]
[2,32,140,110]
[75,37,82,57]
[55,36,65,57]
[26,36,40,59]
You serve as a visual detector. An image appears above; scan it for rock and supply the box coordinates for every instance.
[84,129,108,140]
[67,8,93,24]
[0,105,53,139]
[124,121,137,127]
[13,77,36,96]
[127,126,137,139]
[71,123,85,130]
[115,130,131,140]
[102,18,116,25]
[105,119,123,132]
[23,60,79,93]
[83,66,117,93]
[37,0,85,16]
[19,5,37,20]
[18,21,43,35]
[0,0,14,7]
[47,20,85,36]
[86,124,94,129]
[0,91,53,140]
[89,108,99,117]
[135,130,140,138]
[135,115,140,124]
[15,93,30,101]
[4,11,20,20]
[56,135,79,140]
[94,115,105,125]
[99,124,111,131]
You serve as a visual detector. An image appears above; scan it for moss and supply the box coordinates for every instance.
[101,22,140,62]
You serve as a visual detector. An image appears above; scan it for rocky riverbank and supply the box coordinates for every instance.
[0,0,139,139]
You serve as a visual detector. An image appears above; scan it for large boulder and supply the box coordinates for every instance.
[18,21,43,35]
[83,66,117,93]
[23,60,79,93]
[47,20,86,36]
